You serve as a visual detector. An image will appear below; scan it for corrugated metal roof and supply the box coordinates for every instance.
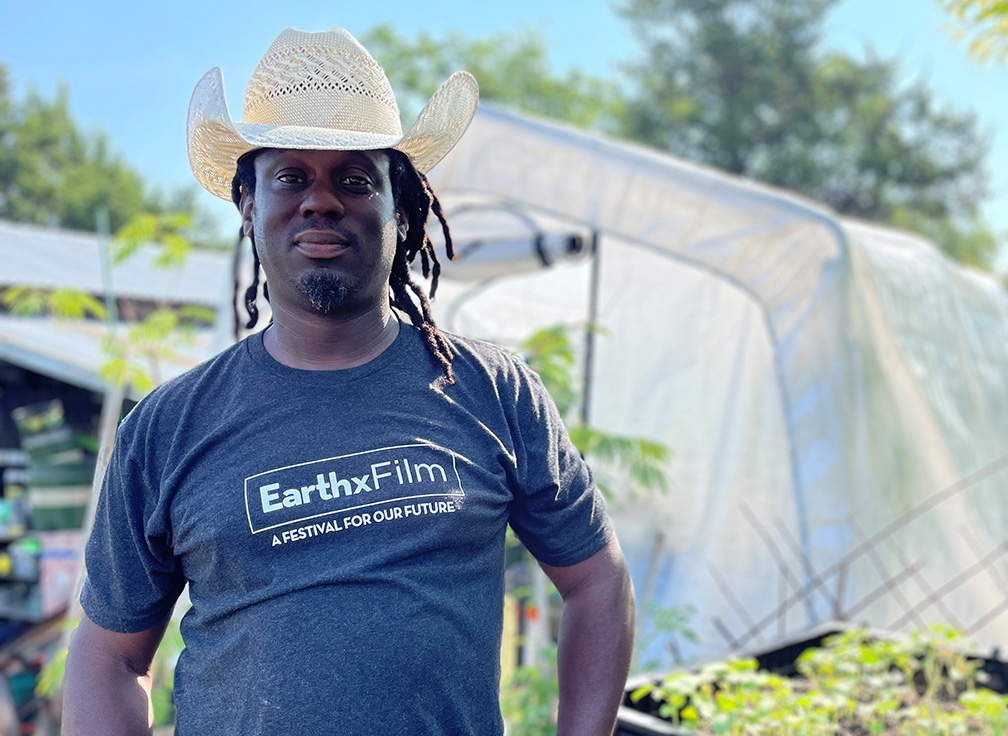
[0,220,232,306]
[0,316,223,400]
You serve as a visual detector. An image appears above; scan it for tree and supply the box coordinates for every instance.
[362,25,624,131]
[618,0,828,174]
[0,64,221,248]
[0,68,145,233]
[941,0,1008,62]
[616,0,998,267]
[364,15,998,269]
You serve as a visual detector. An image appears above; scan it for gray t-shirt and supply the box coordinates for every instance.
[81,321,613,735]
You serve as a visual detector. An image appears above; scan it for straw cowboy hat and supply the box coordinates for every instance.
[187,27,479,201]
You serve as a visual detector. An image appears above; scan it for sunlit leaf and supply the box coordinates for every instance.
[49,288,107,320]
[3,287,47,316]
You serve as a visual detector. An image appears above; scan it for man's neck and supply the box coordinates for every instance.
[262,301,400,370]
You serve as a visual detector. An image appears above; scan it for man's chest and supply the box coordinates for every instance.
[158,391,518,604]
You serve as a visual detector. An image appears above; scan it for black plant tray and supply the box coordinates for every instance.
[615,622,1008,736]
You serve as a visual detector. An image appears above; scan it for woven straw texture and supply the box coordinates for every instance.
[187,27,479,200]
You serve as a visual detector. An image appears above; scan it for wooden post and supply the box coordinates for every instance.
[65,380,125,625]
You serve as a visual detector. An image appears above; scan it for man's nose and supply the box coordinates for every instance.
[299,178,345,219]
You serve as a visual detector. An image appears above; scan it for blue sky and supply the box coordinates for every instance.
[4,0,1005,262]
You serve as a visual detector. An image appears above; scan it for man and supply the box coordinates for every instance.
[63,28,634,736]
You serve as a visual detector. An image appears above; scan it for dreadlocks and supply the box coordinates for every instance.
[230,148,456,383]
[232,151,268,333]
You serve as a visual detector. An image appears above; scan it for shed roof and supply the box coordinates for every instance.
[0,220,231,306]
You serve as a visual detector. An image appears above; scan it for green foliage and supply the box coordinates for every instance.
[362,25,624,130]
[100,211,212,396]
[149,618,185,726]
[0,64,222,248]
[501,645,560,736]
[517,324,671,501]
[100,306,213,395]
[616,0,999,268]
[2,285,107,320]
[501,326,673,733]
[569,427,671,498]
[1,204,209,396]
[617,0,831,173]
[634,600,698,673]
[112,211,194,267]
[0,67,146,233]
[34,645,67,700]
[941,0,1008,63]
[518,324,581,417]
[633,625,1008,735]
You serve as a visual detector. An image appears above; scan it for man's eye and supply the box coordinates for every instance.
[276,173,304,184]
[342,175,372,190]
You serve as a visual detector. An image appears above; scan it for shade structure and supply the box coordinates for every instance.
[426,106,1008,662]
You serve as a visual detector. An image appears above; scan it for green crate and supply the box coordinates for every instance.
[27,460,95,487]
[28,486,89,531]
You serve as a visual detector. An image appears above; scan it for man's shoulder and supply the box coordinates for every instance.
[426,327,554,413]
[119,337,252,435]
[437,329,532,386]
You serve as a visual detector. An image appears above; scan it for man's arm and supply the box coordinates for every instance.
[62,611,171,736]
[539,536,635,736]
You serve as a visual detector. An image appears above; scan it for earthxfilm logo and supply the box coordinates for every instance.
[243,443,466,539]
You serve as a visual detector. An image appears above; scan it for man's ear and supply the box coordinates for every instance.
[239,190,254,241]
[395,203,408,243]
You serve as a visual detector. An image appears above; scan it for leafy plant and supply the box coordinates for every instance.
[2,286,107,320]
[499,324,673,733]
[941,0,1008,63]
[111,211,194,268]
[501,644,560,736]
[517,323,672,501]
[634,600,699,673]
[631,625,1008,735]
[100,305,214,394]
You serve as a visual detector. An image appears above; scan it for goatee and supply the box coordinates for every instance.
[299,271,349,315]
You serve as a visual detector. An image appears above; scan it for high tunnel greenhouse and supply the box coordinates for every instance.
[425,106,1008,662]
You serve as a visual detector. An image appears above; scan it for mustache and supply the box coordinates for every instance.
[292,220,359,248]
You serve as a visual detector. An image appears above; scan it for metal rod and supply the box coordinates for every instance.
[964,595,1008,637]
[734,454,1008,642]
[883,537,964,630]
[96,207,118,324]
[711,616,741,650]
[581,230,601,427]
[738,506,809,620]
[773,516,838,617]
[843,562,924,620]
[708,564,759,639]
[834,561,848,621]
[852,454,1008,565]
[848,518,927,630]
[960,526,1008,598]
[888,542,1008,630]
[642,530,666,604]
[779,562,787,638]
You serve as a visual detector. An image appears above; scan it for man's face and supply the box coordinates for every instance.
[240,148,406,319]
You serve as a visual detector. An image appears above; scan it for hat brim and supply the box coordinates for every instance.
[187,67,479,201]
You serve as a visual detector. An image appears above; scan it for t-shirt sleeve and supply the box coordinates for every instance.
[506,362,614,567]
[80,423,185,633]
